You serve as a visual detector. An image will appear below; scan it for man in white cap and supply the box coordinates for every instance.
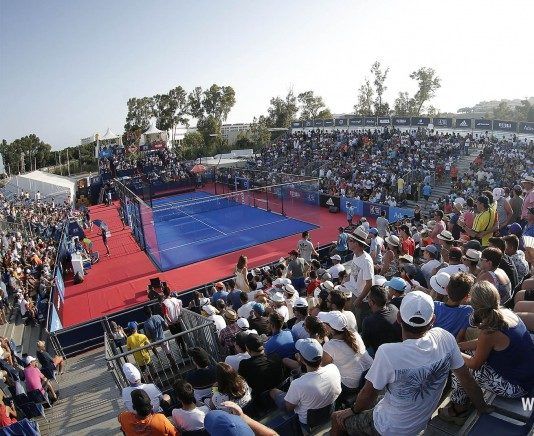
[291,297,309,340]
[332,291,490,436]
[520,175,534,223]
[270,338,341,430]
[121,362,162,413]
[345,227,374,328]
[327,254,345,283]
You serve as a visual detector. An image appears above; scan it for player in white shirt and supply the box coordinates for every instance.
[297,231,317,262]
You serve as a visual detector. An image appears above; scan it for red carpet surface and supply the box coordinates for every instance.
[62,200,368,327]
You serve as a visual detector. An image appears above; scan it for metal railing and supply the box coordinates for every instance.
[104,308,221,393]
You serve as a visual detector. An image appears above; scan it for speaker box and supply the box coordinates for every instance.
[329,206,339,213]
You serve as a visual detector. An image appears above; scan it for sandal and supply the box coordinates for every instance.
[438,403,470,425]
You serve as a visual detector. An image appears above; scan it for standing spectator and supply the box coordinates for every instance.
[202,305,226,335]
[143,306,177,370]
[493,188,514,234]
[461,195,495,247]
[226,279,242,311]
[399,225,415,256]
[211,282,228,305]
[430,210,446,247]
[286,250,307,293]
[121,363,162,413]
[234,255,250,293]
[509,185,524,224]
[368,228,383,265]
[161,287,186,354]
[346,202,355,226]
[333,226,349,259]
[297,231,317,262]
[99,227,110,256]
[118,389,177,436]
[126,322,151,372]
[375,210,389,238]
[520,175,534,223]
[36,340,64,379]
[23,356,58,402]
[219,309,240,356]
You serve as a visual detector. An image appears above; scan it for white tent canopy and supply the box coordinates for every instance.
[100,128,120,141]
[144,122,163,135]
[3,170,75,204]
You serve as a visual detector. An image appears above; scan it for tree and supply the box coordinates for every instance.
[266,89,298,128]
[394,91,417,116]
[354,79,374,115]
[491,101,514,120]
[154,86,189,132]
[371,61,390,115]
[247,116,271,150]
[513,99,534,122]
[182,131,204,149]
[297,90,329,120]
[410,67,441,115]
[234,132,254,151]
[202,84,236,122]
[124,97,155,131]
[0,134,52,174]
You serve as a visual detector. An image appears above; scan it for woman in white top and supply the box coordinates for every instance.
[319,311,373,393]
[234,255,250,292]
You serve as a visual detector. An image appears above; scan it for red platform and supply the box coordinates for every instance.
[62,199,362,327]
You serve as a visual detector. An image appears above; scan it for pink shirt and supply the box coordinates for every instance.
[24,366,44,393]
[431,220,446,245]
[522,189,534,220]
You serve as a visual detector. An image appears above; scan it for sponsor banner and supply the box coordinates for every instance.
[519,122,534,135]
[340,197,364,217]
[388,206,414,222]
[363,202,389,219]
[364,117,377,126]
[319,193,340,209]
[304,120,314,128]
[283,187,319,205]
[474,119,492,130]
[492,120,517,132]
[455,118,472,129]
[50,302,63,333]
[348,117,364,126]
[291,121,302,128]
[411,117,431,127]
[433,118,453,128]
[335,118,347,127]
[378,117,391,126]
[55,268,65,302]
[392,116,410,126]
[323,119,334,127]
[314,119,324,127]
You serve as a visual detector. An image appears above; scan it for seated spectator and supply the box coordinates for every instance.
[462,248,481,276]
[238,333,285,399]
[269,292,289,323]
[202,304,226,334]
[204,401,277,436]
[438,247,469,276]
[118,389,177,436]
[434,272,474,342]
[291,297,310,340]
[219,309,240,356]
[126,321,151,372]
[332,291,490,436]
[237,292,253,318]
[488,237,519,290]
[399,263,421,292]
[0,391,17,427]
[264,313,296,359]
[327,289,357,332]
[504,234,529,284]
[23,356,58,402]
[304,315,329,345]
[478,247,512,303]
[384,277,408,309]
[171,379,210,432]
[429,271,451,301]
[36,340,64,379]
[247,303,270,336]
[224,332,250,371]
[208,362,252,410]
[121,363,162,413]
[442,281,534,423]
[110,321,127,348]
[362,285,402,356]
[420,245,442,286]
[185,347,217,404]
[319,311,373,394]
[270,338,342,430]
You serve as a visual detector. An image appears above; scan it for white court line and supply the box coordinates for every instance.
[158,207,228,236]
[156,216,293,253]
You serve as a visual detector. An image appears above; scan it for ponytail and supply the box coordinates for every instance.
[342,329,362,354]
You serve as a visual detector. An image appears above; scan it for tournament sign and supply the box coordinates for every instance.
[348,117,364,126]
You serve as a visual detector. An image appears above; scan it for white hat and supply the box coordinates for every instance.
[437,230,455,242]
[295,338,323,362]
[293,297,309,308]
[273,278,284,287]
[521,175,534,185]
[399,254,414,263]
[237,318,250,330]
[282,278,292,286]
[123,362,141,383]
[199,297,210,307]
[349,227,369,247]
[334,284,353,298]
[330,254,341,261]
[270,292,285,303]
[492,187,503,200]
[453,197,466,206]
[320,280,335,292]
[427,220,436,229]
[318,311,348,331]
[429,272,451,296]
[373,275,387,286]
[283,284,296,295]
[386,235,400,247]
[202,304,219,316]
[400,291,435,327]
[25,356,37,366]
[464,248,481,262]
[524,236,534,249]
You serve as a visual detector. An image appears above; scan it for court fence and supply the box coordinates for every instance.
[103,307,221,392]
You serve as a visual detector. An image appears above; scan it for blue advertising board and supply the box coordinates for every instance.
[411,117,431,127]
[377,117,391,126]
[519,122,534,135]
[335,118,347,127]
[291,121,302,128]
[364,117,377,126]
[323,119,334,127]
[433,118,453,128]
[314,119,324,127]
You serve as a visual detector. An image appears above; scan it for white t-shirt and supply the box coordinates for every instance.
[237,301,255,319]
[421,259,442,284]
[291,320,310,340]
[297,239,315,261]
[172,405,210,431]
[225,352,250,371]
[122,384,162,413]
[162,297,182,323]
[438,263,468,277]
[367,328,464,436]
[209,314,226,334]
[323,337,373,388]
[346,252,374,298]
[327,263,346,280]
[284,364,342,424]
[275,305,289,323]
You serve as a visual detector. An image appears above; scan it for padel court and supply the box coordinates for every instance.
[148,191,317,271]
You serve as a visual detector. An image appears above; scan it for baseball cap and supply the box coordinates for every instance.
[400,291,434,327]
[464,239,482,251]
[127,321,138,331]
[384,277,407,293]
[318,311,348,331]
[295,338,323,362]
[293,297,309,308]
[368,227,378,235]
[430,272,451,296]
[123,362,141,383]
[251,303,265,316]
[273,278,284,287]
[330,254,341,261]
[204,410,254,436]
[424,245,439,255]
[401,263,418,278]
[448,247,463,261]
[373,275,387,286]
[25,356,36,365]
[245,333,265,352]
[236,318,250,330]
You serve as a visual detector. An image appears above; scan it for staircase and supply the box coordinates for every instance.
[405,147,480,216]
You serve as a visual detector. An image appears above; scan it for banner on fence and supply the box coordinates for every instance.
[393,117,410,126]
[389,206,415,222]
[364,117,377,126]
[319,193,340,209]
[304,120,314,128]
[433,118,453,128]
[378,117,391,126]
[335,118,347,126]
[349,117,364,126]
[324,119,334,127]
[283,187,319,206]
[411,117,431,127]
[519,122,534,135]
[314,119,324,127]
[474,119,492,130]
[455,118,472,129]
[291,121,302,128]
[492,120,517,132]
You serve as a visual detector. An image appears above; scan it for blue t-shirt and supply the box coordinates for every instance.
[265,330,296,359]
[433,302,472,337]
[144,315,166,341]
[337,233,349,252]
[422,185,432,197]
[227,290,243,311]
[211,290,229,304]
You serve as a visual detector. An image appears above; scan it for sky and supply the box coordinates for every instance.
[1,0,533,149]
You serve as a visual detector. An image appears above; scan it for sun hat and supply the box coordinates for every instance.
[385,235,400,247]
[399,254,414,263]
[349,227,369,247]
[429,272,451,296]
[236,318,250,330]
[223,308,238,322]
[202,304,219,316]
[437,230,455,243]
[269,292,285,303]
[282,284,296,295]
[463,249,482,262]
[492,188,503,200]
[320,280,335,292]
[400,291,434,327]
[293,297,309,308]
[330,254,342,261]
[373,275,387,286]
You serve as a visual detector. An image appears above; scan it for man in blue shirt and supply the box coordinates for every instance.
[226,279,242,311]
[346,203,355,226]
[211,282,229,305]
[422,183,432,201]
[143,306,178,371]
[264,312,296,359]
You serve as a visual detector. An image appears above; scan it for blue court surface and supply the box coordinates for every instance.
[149,191,317,271]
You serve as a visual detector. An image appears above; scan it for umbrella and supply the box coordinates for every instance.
[93,219,108,229]
[191,164,207,174]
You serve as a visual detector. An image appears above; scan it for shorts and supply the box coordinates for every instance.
[344,408,379,436]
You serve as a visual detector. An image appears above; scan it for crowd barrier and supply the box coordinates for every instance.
[290,116,534,135]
